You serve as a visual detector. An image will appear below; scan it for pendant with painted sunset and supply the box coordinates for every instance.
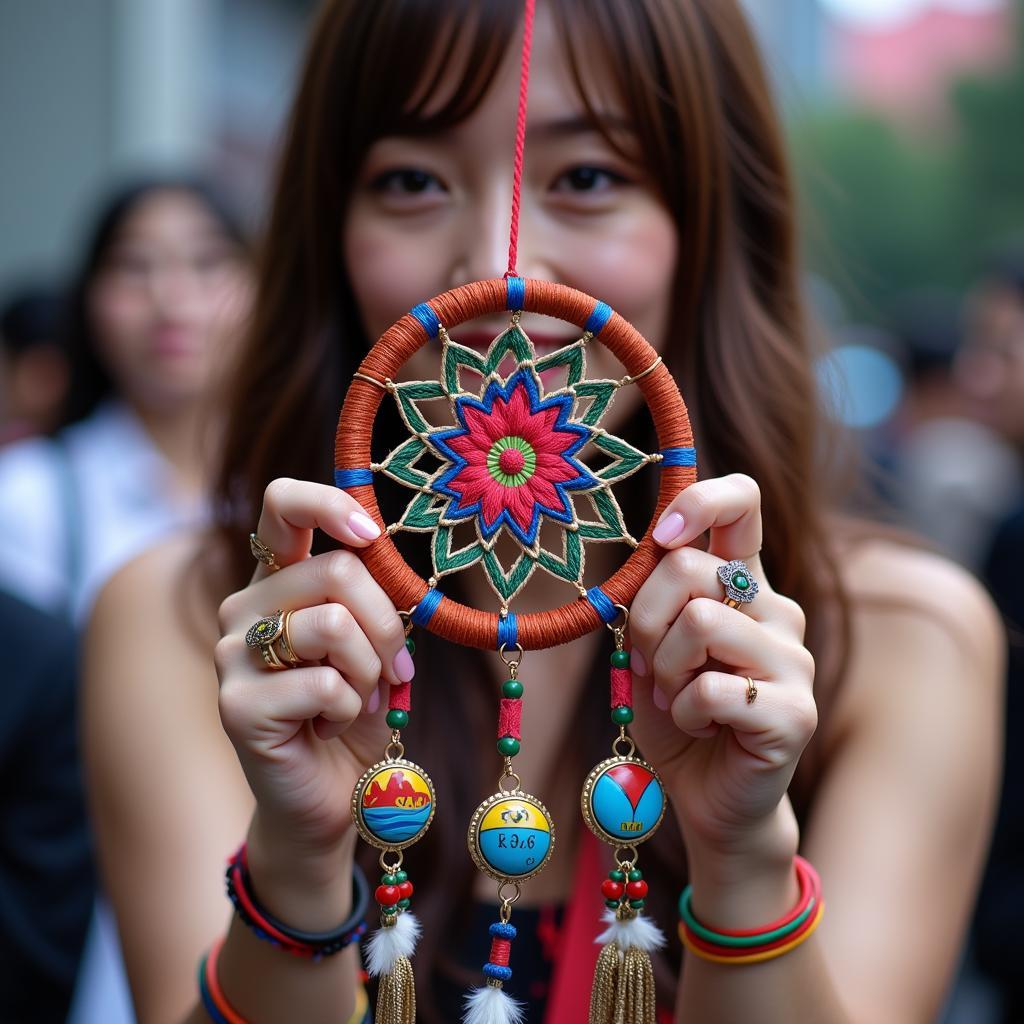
[352,758,437,851]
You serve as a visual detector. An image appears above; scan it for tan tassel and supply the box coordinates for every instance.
[375,954,416,1024]
[589,943,656,1024]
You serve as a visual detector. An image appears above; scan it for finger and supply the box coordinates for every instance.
[221,549,412,687]
[651,474,763,568]
[630,547,801,671]
[250,478,383,581]
[667,670,818,759]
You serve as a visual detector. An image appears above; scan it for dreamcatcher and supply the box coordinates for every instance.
[334,3,696,1022]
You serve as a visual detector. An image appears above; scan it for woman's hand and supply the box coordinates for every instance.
[214,479,409,880]
[628,474,816,872]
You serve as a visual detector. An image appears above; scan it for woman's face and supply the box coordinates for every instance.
[344,7,678,427]
[89,190,254,413]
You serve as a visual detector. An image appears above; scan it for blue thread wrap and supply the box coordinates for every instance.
[410,302,441,338]
[506,276,526,311]
[586,586,618,623]
[483,963,513,982]
[411,587,443,627]
[497,613,519,651]
[334,468,374,488]
[489,922,518,939]
[659,447,697,467]
[585,301,612,335]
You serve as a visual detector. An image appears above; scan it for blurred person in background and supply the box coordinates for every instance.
[0,176,254,625]
[966,257,1024,1024]
[0,284,69,446]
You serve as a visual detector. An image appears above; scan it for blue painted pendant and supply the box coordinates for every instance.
[468,789,555,882]
[582,755,665,845]
[352,757,437,851]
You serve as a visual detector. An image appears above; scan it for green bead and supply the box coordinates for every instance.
[732,572,750,591]
[382,873,399,886]
[611,649,630,669]
[611,705,634,725]
[497,736,521,757]
[609,870,626,883]
[627,868,643,882]
[395,870,408,883]
[386,709,409,729]
[398,898,412,910]
[405,637,416,655]
[629,899,646,910]
[502,679,524,699]
[382,904,398,916]
[605,899,620,909]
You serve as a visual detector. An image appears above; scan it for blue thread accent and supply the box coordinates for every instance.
[411,587,443,627]
[198,957,231,1024]
[334,468,374,488]
[497,613,519,651]
[506,276,526,310]
[410,302,441,338]
[489,921,517,939]
[659,447,697,467]
[585,301,613,335]
[586,586,618,623]
[484,963,514,982]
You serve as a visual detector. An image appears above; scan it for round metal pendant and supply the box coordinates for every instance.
[581,755,666,846]
[468,789,555,882]
[351,757,436,851]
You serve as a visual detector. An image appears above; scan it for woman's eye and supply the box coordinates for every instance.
[369,168,445,196]
[552,166,628,193]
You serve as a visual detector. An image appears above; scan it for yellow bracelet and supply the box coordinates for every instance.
[679,900,825,965]
[345,983,369,1024]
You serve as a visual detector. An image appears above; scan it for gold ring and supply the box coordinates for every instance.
[746,676,758,704]
[718,559,759,609]
[276,609,302,665]
[249,533,280,572]
[245,611,287,671]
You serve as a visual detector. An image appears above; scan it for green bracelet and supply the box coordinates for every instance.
[677,886,816,949]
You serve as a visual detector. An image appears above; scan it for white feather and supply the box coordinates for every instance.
[365,911,421,977]
[594,908,665,953]
[462,984,526,1024]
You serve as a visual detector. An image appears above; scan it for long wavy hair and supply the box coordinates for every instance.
[210,0,855,1015]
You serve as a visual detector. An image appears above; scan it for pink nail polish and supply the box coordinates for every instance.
[348,511,381,540]
[652,686,670,711]
[366,685,381,714]
[393,647,415,683]
[631,648,648,676]
[652,512,684,546]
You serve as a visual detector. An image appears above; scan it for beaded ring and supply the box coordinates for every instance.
[334,275,696,652]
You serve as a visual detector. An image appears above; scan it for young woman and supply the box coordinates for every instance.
[83,3,1004,1023]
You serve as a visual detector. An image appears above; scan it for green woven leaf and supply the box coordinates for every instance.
[399,490,443,531]
[395,381,446,434]
[593,432,649,482]
[482,548,536,602]
[573,381,617,427]
[432,526,485,575]
[443,341,487,395]
[484,325,533,374]
[381,437,430,489]
[534,343,585,387]
[577,489,629,541]
[536,529,583,584]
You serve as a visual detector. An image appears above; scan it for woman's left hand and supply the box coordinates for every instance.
[627,473,817,861]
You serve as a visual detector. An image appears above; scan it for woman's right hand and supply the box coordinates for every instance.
[214,479,412,879]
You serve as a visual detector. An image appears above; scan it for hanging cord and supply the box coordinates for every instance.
[505,0,537,279]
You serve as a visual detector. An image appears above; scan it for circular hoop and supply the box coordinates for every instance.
[335,277,696,650]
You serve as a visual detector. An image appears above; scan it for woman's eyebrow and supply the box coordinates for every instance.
[527,113,634,139]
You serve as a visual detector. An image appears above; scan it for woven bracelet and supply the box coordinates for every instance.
[226,844,370,959]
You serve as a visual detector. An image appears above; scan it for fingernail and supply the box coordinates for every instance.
[366,685,381,714]
[653,512,684,546]
[631,648,648,676]
[348,511,381,540]
[393,648,415,683]
[652,686,670,711]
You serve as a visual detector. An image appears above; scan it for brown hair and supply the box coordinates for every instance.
[211,0,854,1015]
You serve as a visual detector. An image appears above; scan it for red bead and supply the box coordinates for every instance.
[398,880,414,900]
[601,879,625,900]
[498,446,526,475]
[375,884,400,906]
[625,880,649,900]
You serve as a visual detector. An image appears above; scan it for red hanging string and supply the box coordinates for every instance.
[506,0,536,279]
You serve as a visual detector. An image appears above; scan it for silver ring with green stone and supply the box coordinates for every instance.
[717,560,759,608]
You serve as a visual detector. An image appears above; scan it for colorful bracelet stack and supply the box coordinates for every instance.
[678,855,824,965]
[225,844,369,960]
[199,938,371,1024]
